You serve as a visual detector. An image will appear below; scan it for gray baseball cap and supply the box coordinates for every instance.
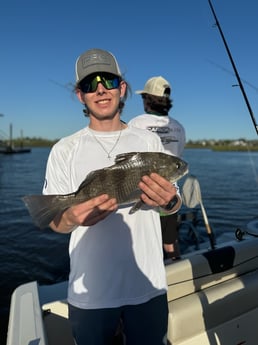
[75,48,122,83]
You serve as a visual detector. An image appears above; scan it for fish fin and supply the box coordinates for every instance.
[114,152,139,164]
[22,195,66,229]
[129,200,144,214]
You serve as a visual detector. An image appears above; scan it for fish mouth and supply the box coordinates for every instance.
[179,164,189,179]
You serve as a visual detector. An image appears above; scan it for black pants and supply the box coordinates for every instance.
[160,212,178,244]
[69,293,168,345]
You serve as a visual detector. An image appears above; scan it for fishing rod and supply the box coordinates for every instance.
[208,0,258,136]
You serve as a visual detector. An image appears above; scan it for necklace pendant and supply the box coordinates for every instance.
[90,123,123,160]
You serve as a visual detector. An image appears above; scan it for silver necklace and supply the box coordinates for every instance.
[90,123,123,159]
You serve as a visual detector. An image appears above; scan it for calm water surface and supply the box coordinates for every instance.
[0,147,258,342]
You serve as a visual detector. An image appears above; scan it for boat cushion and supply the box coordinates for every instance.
[167,269,258,344]
[166,238,258,302]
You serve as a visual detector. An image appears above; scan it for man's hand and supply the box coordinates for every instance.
[50,194,118,233]
[138,173,180,211]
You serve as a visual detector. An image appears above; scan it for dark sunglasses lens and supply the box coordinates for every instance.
[80,80,95,93]
[80,75,120,93]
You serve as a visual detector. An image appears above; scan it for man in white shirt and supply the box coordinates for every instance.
[129,76,186,261]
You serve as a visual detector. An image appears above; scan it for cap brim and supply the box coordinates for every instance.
[135,90,145,94]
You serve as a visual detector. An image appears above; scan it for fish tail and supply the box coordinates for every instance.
[22,194,65,229]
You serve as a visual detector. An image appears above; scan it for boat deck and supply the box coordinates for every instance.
[6,237,258,345]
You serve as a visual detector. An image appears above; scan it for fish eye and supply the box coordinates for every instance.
[176,162,180,169]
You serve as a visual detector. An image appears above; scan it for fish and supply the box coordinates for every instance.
[22,152,188,229]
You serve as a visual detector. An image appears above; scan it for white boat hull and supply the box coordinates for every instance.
[6,237,258,345]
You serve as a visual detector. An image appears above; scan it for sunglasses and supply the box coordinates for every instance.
[80,74,121,93]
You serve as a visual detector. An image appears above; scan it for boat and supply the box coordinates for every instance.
[0,124,31,154]
[5,1,258,344]
[6,221,258,345]
[0,146,31,154]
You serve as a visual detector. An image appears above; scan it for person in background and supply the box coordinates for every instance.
[129,76,186,261]
[43,49,182,345]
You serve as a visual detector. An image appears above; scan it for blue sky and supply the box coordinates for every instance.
[1,0,258,141]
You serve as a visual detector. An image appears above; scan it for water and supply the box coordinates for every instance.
[181,149,258,233]
[0,147,258,343]
[0,148,70,344]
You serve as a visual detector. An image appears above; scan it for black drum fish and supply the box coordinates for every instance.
[23,152,188,229]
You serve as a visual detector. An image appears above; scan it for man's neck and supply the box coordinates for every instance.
[146,111,168,116]
[89,117,126,132]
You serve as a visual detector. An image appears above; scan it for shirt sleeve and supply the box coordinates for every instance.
[43,143,71,195]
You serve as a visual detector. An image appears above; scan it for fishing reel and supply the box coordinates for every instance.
[235,228,258,241]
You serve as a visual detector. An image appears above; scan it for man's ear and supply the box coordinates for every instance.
[76,89,84,104]
[119,80,127,98]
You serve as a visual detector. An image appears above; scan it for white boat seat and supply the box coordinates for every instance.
[166,238,258,302]
[167,269,258,344]
[166,238,258,345]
